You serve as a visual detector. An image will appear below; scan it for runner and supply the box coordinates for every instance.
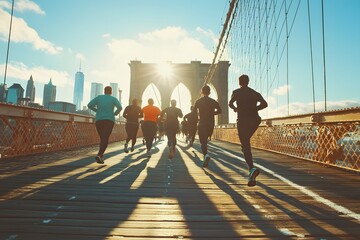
[193,85,222,167]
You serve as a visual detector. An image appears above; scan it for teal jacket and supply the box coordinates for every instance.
[87,94,122,122]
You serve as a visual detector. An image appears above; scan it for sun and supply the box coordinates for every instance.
[156,62,173,78]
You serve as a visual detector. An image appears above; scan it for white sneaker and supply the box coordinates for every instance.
[203,154,210,168]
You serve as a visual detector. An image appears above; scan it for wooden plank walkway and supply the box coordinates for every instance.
[0,137,359,239]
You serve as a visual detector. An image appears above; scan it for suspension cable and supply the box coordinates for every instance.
[203,0,238,87]
[285,0,290,116]
[321,0,327,111]
[307,0,316,113]
[177,85,182,110]
[3,0,15,88]
[150,83,161,108]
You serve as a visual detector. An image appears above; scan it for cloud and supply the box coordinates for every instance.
[15,0,45,14]
[76,53,85,61]
[196,27,218,44]
[0,8,62,54]
[138,26,187,43]
[273,84,291,96]
[106,26,214,63]
[102,33,111,39]
[0,61,71,87]
[0,0,44,14]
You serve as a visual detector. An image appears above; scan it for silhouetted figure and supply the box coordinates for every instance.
[229,74,268,186]
[184,106,198,147]
[160,99,183,159]
[142,98,161,156]
[123,98,143,153]
[193,85,222,167]
[87,86,122,164]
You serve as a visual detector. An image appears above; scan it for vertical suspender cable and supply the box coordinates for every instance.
[285,0,290,116]
[307,0,316,113]
[321,0,327,111]
[265,0,269,99]
[3,0,15,89]
[151,83,161,108]
[177,85,182,109]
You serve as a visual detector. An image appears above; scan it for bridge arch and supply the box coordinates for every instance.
[128,60,229,124]
[141,83,162,108]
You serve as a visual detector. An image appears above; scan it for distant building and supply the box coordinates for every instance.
[73,64,84,110]
[48,101,76,113]
[0,84,7,102]
[25,75,36,102]
[43,78,56,109]
[28,102,43,108]
[7,83,24,104]
[90,82,103,100]
[110,82,118,98]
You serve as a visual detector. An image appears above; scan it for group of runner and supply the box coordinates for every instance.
[88,75,267,187]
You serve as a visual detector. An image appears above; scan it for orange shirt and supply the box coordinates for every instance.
[142,105,161,123]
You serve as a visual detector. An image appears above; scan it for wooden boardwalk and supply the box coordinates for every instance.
[0,138,359,240]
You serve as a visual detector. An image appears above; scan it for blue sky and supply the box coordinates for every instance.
[0,0,359,122]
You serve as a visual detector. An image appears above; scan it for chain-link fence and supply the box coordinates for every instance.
[0,103,128,158]
[214,109,360,172]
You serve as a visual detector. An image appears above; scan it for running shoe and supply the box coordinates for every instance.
[124,143,129,153]
[248,167,260,187]
[203,154,210,168]
[95,155,104,164]
[146,150,151,157]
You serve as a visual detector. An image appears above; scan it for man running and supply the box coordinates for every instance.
[183,106,198,147]
[142,98,161,156]
[160,99,183,159]
[229,74,268,187]
[193,85,222,167]
[87,86,122,164]
[123,98,143,153]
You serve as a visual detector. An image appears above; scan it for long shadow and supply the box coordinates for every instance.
[256,182,360,238]
[0,139,240,239]
[195,140,360,238]
[178,143,283,237]
[212,140,360,201]
[1,139,359,239]
[160,144,241,238]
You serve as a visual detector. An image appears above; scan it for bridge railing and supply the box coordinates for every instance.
[213,108,360,172]
[0,103,129,158]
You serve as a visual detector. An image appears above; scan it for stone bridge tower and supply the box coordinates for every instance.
[128,60,229,124]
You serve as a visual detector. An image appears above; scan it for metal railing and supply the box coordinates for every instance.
[0,103,128,158]
[1,103,359,172]
[213,108,360,172]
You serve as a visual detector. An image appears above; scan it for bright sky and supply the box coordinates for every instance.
[0,0,359,123]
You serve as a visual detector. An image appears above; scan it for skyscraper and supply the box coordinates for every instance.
[73,63,84,110]
[7,83,24,104]
[90,82,103,100]
[110,82,118,99]
[25,75,35,102]
[43,78,56,109]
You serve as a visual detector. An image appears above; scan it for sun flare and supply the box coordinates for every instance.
[156,62,173,78]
